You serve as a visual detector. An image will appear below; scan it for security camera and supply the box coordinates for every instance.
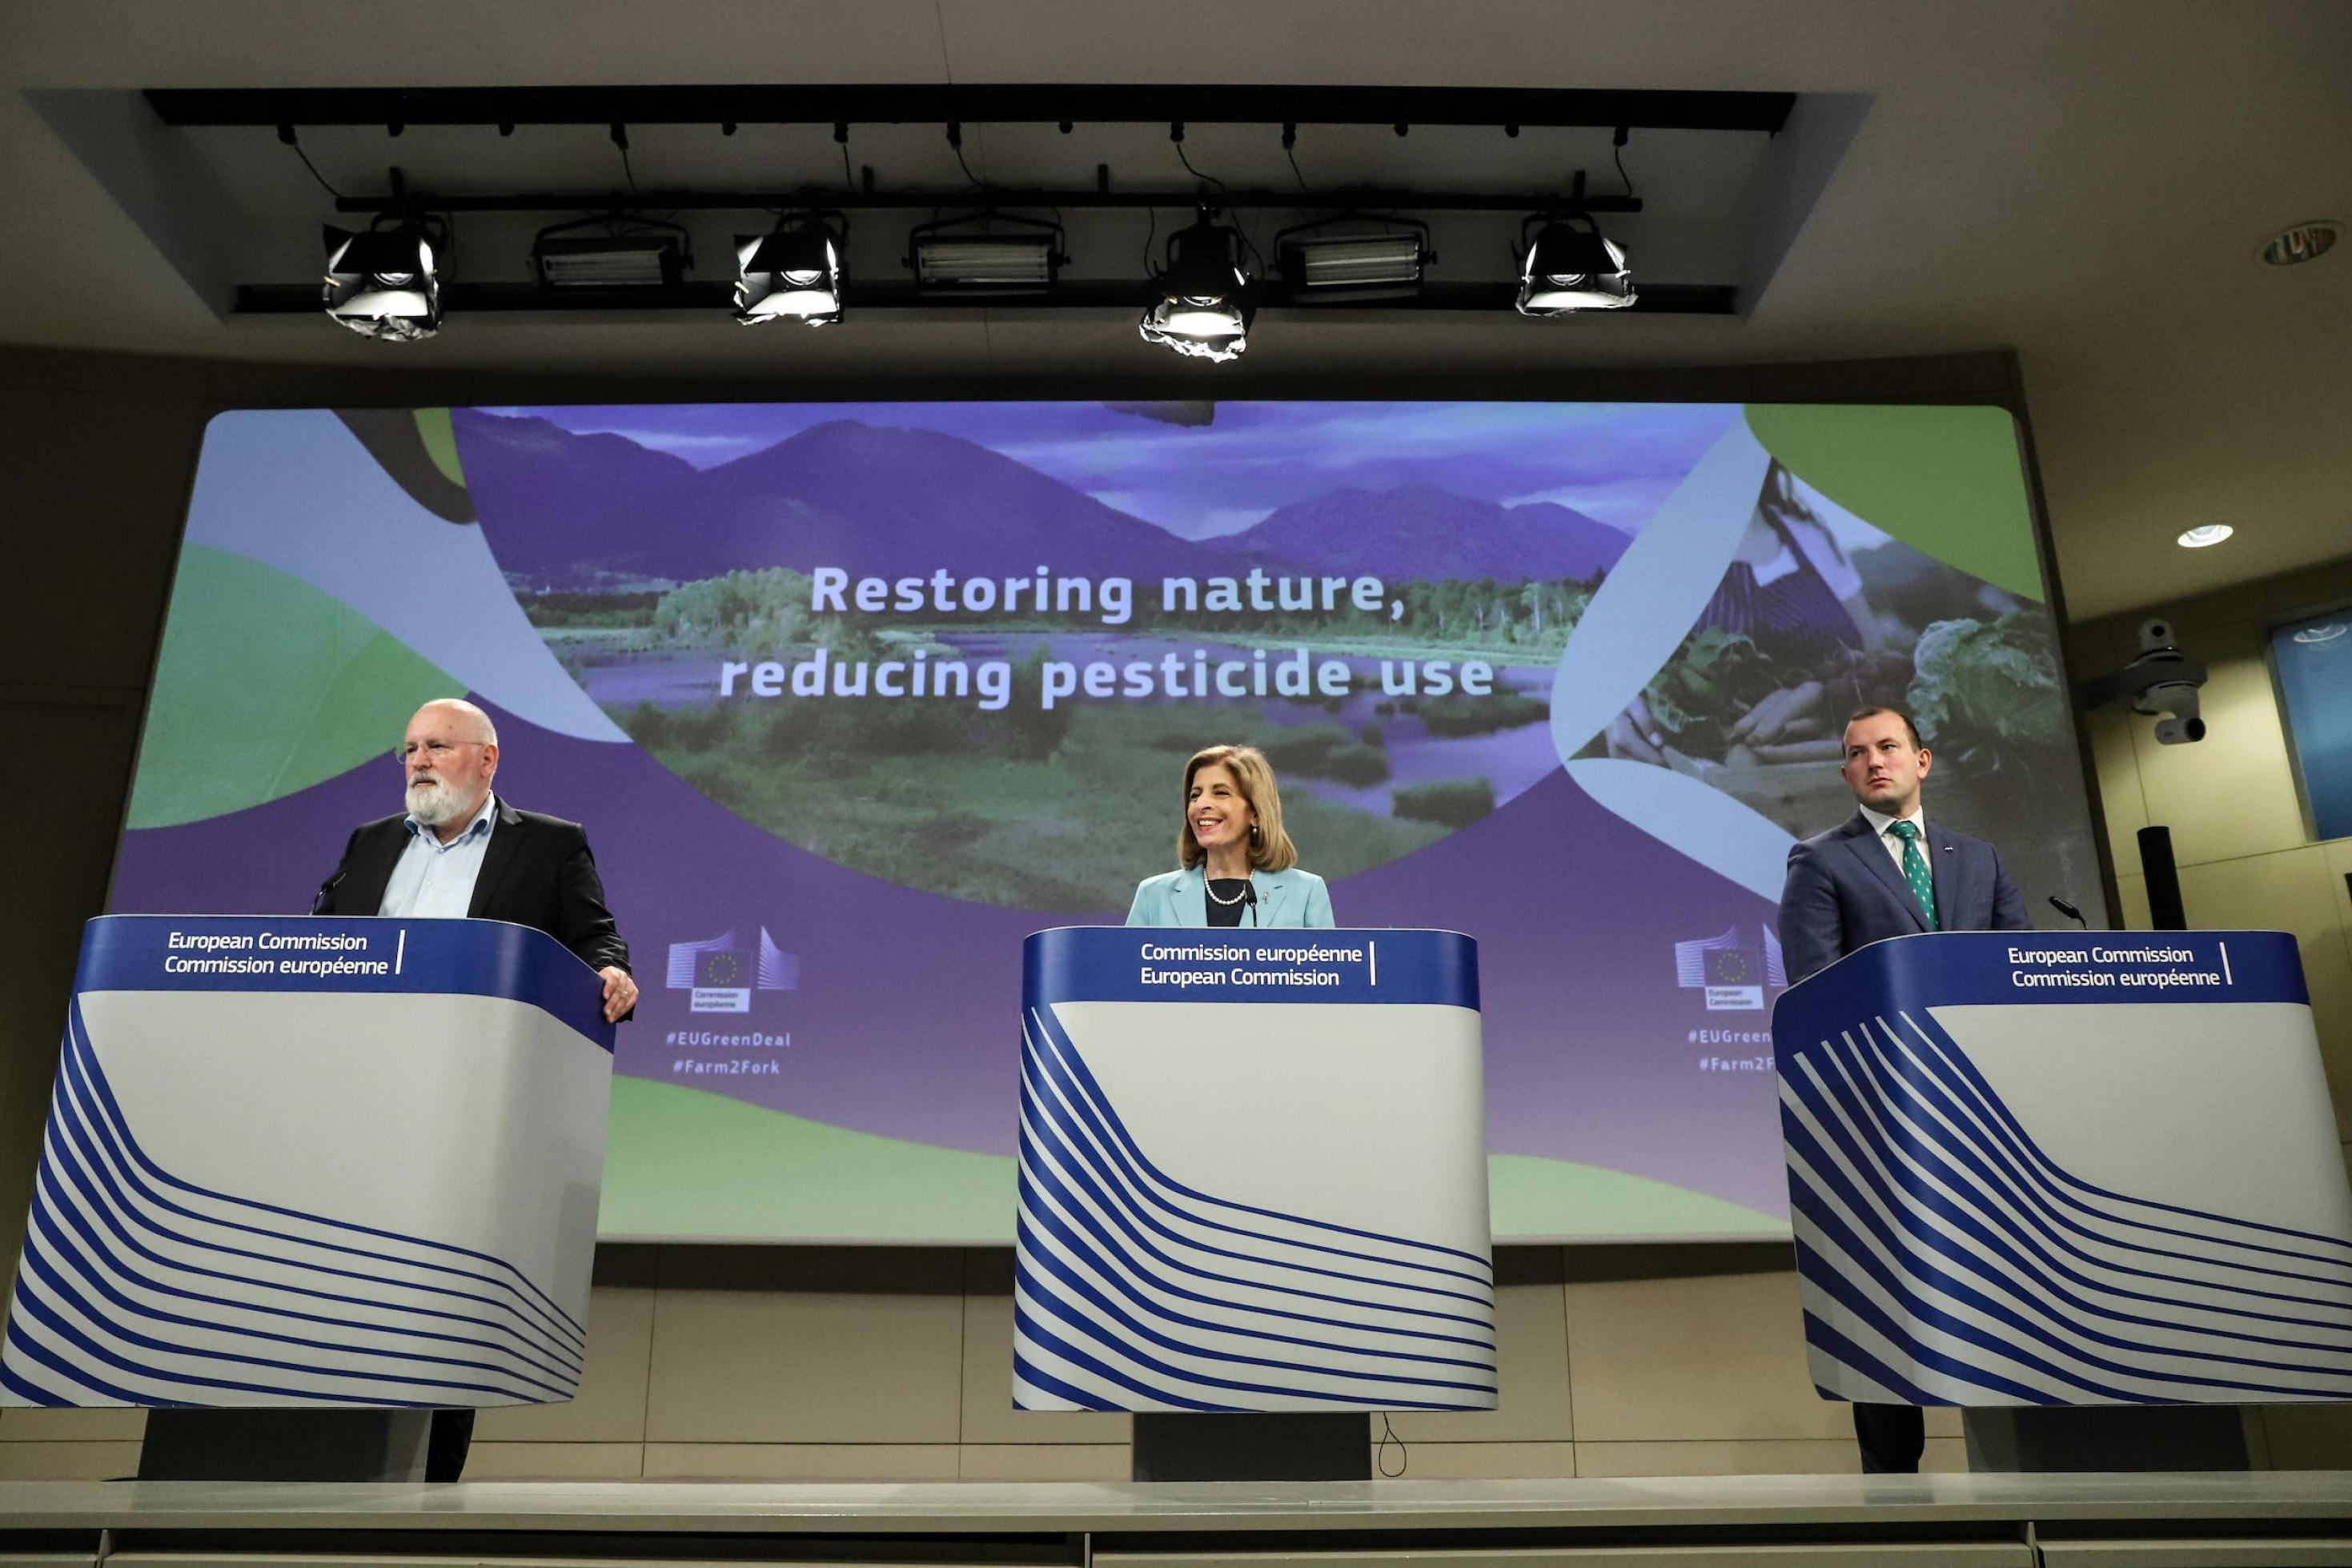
[2129,620,2208,744]
[2077,619,2209,743]
[2150,690,2205,745]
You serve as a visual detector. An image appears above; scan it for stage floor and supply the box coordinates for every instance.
[6,1473,2352,1565]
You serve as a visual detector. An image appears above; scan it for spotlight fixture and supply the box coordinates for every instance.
[1515,212,1636,315]
[322,220,444,340]
[532,215,691,289]
[1274,213,1431,302]
[905,211,1066,296]
[733,215,845,325]
[2177,524,2234,549]
[1139,208,1254,362]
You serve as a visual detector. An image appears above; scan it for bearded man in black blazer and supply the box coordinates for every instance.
[313,696,637,1479]
[1780,705,2030,1474]
[317,698,636,1011]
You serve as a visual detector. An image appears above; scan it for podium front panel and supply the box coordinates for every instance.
[1013,927,1495,1414]
[0,916,615,1410]
[1772,928,2352,1407]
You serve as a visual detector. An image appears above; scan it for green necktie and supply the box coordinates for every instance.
[1889,820,1940,931]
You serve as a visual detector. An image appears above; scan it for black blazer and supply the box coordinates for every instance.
[315,796,632,976]
[1778,809,2029,985]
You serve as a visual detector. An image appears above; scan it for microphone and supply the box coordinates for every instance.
[311,871,345,916]
[2048,894,2087,929]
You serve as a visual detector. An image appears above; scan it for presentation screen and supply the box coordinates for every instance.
[111,399,2101,1241]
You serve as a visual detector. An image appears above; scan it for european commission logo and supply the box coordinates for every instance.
[666,928,799,1014]
[1674,924,1786,1012]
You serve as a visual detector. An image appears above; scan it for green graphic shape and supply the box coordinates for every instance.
[126,545,456,828]
[598,1076,1017,1241]
[415,407,466,488]
[1487,1154,1786,1241]
[597,1075,1784,1244]
[1744,404,2044,602]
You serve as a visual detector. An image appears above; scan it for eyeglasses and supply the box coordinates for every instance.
[395,739,486,764]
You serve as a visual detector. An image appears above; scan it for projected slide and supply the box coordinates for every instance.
[110,400,2101,1241]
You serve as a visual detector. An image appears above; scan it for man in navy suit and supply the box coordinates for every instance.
[1779,705,2030,1473]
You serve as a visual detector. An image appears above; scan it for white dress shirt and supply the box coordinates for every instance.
[1856,802,1928,870]
[378,792,498,918]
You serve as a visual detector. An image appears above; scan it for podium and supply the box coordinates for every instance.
[0,915,616,1474]
[1772,929,2352,1466]
[1014,927,1491,1475]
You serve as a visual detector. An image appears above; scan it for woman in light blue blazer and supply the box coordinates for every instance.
[1126,744,1335,928]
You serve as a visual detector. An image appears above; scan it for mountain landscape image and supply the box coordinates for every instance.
[452,410,1632,592]
[447,400,1690,910]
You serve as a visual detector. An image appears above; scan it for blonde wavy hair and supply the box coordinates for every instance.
[1175,744,1298,872]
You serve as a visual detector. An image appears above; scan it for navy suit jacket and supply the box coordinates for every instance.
[1778,810,2029,985]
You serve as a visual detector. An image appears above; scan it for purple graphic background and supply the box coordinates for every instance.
[116,396,2081,1233]
[112,696,1789,1215]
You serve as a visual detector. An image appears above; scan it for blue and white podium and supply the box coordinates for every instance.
[1013,926,1495,1415]
[1773,928,2352,1411]
[0,915,615,1412]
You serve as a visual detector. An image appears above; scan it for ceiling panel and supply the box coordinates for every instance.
[0,0,2346,616]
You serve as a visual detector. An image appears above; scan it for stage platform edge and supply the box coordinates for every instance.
[6,1474,2352,1566]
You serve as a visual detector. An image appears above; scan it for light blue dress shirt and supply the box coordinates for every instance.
[377,791,498,918]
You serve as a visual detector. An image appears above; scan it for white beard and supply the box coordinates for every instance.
[406,775,476,827]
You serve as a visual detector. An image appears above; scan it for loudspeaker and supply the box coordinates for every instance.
[2137,825,2187,930]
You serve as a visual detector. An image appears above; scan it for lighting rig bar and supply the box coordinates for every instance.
[146,83,1794,134]
[246,160,1716,315]
[324,186,1644,218]
[234,280,1737,315]
[188,82,1764,327]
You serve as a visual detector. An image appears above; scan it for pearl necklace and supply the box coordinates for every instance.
[1204,875,1252,906]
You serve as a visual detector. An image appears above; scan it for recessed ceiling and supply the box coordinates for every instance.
[1,0,2347,620]
[64,82,1824,318]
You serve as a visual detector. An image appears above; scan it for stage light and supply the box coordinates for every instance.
[532,218,689,289]
[1280,235,1424,295]
[1515,213,1636,315]
[1274,215,1431,302]
[322,223,442,340]
[1140,210,1254,362]
[906,214,1066,296]
[913,235,1057,291]
[2177,524,2234,548]
[536,238,680,288]
[734,219,845,325]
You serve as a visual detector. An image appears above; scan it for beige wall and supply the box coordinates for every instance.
[0,1244,1969,1479]
[2,345,2346,1482]
[2065,556,2352,1471]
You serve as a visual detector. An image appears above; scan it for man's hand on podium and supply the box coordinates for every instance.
[598,966,639,1023]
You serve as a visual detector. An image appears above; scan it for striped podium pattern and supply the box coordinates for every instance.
[1014,1004,1496,1412]
[0,1000,587,1408]
[1781,1006,2352,1406]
